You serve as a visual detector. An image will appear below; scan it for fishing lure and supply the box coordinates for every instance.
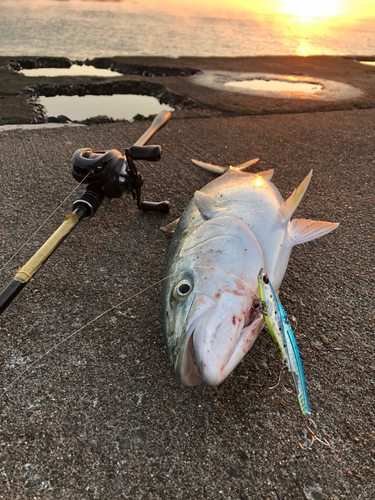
[258,268,311,418]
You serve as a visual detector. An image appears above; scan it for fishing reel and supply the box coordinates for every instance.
[71,145,170,218]
[0,111,173,316]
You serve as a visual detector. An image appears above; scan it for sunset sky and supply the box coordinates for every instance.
[138,0,375,19]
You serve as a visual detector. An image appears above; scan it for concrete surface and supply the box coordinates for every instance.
[0,106,374,499]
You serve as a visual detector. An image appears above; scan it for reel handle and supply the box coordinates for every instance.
[128,145,162,162]
[141,200,170,213]
[133,111,171,147]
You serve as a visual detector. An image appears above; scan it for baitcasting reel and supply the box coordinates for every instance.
[71,144,170,218]
[0,111,172,315]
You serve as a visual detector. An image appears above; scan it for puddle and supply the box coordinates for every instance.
[20,64,123,78]
[191,71,363,101]
[38,94,174,122]
[0,123,84,132]
[224,79,322,94]
[360,61,375,67]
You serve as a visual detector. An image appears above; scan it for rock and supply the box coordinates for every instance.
[228,467,238,478]
[119,439,130,450]
[86,57,200,77]
[135,428,147,442]
[112,481,121,491]
[83,116,114,125]
[57,115,71,123]
[8,57,72,71]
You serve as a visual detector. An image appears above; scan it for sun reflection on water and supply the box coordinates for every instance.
[274,14,350,56]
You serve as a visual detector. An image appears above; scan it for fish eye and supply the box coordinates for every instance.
[173,280,193,299]
[263,275,269,284]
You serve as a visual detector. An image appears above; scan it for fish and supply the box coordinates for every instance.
[258,268,311,418]
[161,158,339,386]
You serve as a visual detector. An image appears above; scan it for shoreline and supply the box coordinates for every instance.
[1,55,375,125]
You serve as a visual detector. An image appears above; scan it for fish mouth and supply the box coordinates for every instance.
[180,297,264,386]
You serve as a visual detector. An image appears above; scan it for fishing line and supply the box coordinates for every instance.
[0,172,91,275]
[0,273,173,398]
[1,266,256,397]
[298,424,331,450]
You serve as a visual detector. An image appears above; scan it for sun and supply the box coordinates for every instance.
[283,0,340,18]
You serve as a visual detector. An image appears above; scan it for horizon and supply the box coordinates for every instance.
[140,0,375,20]
[1,0,374,59]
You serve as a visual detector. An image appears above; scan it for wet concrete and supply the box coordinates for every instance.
[191,71,363,101]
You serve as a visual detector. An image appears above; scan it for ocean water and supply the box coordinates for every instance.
[38,94,174,121]
[0,0,374,59]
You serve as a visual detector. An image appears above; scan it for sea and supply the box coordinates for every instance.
[0,0,374,59]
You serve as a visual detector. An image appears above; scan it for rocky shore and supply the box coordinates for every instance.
[1,55,374,125]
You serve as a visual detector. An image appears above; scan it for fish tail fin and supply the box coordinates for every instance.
[191,158,259,175]
[290,218,340,245]
[282,170,313,221]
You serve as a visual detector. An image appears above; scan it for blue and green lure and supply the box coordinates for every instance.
[258,268,311,419]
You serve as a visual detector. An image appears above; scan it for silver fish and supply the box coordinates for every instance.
[162,160,339,386]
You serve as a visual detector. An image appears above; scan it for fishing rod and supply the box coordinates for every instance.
[0,110,172,315]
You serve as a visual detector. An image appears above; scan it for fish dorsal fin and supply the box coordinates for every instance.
[290,218,339,245]
[255,168,274,181]
[194,191,230,220]
[160,218,180,234]
[282,170,313,221]
[191,157,259,175]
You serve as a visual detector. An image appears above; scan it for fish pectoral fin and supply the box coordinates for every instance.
[290,218,340,245]
[191,159,226,175]
[282,170,313,221]
[255,168,274,180]
[194,191,230,220]
[160,218,180,234]
[191,157,259,174]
